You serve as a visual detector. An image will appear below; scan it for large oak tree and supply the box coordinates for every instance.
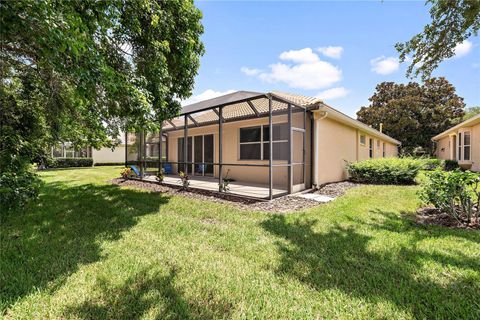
[357,78,465,154]
[0,0,204,210]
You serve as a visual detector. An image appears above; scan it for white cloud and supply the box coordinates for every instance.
[315,87,349,100]
[454,40,473,58]
[370,56,400,75]
[317,46,344,59]
[181,89,236,106]
[279,48,319,64]
[240,67,262,76]
[245,48,342,90]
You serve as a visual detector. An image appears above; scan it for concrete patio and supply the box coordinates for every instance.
[142,174,286,199]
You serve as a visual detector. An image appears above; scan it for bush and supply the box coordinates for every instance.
[0,170,42,212]
[94,162,125,166]
[420,170,479,225]
[419,158,443,171]
[46,157,93,168]
[347,157,423,184]
[444,159,459,171]
[120,167,133,179]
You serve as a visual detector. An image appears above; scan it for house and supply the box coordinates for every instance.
[432,113,480,172]
[52,141,127,165]
[126,91,400,199]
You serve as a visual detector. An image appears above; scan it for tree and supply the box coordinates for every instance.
[463,106,480,120]
[0,0,204,211]
[357,78,465,154]
[396,0,480,80]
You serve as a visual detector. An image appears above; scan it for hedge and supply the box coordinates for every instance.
[347,157,423,185]
[94,162,125,166]
[46,157,93,168]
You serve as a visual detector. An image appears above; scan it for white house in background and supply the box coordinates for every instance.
[51,139,126,165]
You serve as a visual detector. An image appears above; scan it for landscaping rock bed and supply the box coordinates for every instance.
[415,207,479,230]
[313,181,359,197]
[109,178,320,213]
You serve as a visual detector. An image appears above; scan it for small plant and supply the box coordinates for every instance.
[179,171,190,190]
[219,169,231,193]
[420,169,479,225]
[156,168,165,183]
[444,159,459,171]
[120,167,133,179]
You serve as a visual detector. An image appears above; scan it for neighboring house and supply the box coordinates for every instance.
[432,114,480,172]
[128,91,400,199]
[52,141,126,165]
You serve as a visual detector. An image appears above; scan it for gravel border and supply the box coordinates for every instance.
[313,181,360,197]
[109,178,321,213]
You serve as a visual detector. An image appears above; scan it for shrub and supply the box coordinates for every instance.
[420,170,479,225]
[120,168,133,179]
[444,159,459,171]
[179,171,190,190]
[347,157,423,184]
[156,168,165,183]
[94,162,125,166]
[46,158,93,168]
[419,158,443,171]
[219,169,231,193]
[0,169,42,213]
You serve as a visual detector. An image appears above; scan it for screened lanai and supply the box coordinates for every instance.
[125,91,318,199]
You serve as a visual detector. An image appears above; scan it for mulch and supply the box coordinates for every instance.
[109,178,321,213]
[313,181,359,197]
[415,207,479,230]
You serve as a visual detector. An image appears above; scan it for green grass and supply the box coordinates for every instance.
[1,166,479,319]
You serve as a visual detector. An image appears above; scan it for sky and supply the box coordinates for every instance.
[182,0,480,118]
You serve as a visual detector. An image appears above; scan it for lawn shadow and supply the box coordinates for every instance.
[1,180,170,313]
[261,214,480,319]
[65,267,233,320]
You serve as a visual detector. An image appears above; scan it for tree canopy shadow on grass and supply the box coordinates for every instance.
[1,181,170,313]
[261,212,480,319]
[64,267,233,320]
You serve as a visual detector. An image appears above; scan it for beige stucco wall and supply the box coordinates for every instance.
[315,117,399,185]
[472,123,480,172]
[435,136,451,161]
[92,146,126,164]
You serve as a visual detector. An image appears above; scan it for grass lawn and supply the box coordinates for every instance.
[1,166,479,319]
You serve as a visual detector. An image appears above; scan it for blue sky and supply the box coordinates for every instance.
[184,0,480,117]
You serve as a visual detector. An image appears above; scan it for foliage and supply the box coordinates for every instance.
[120,167,133,179]
[46,158,93,168]
[444,159,459,171]
[0,170,42,213]
[463,106,480,120]
[0,0,204,209]
[418,158,443,171]
[179,171,190,190]
[420,170,479,225]
[357,78,465,154]
[396,0,480,80]
[94,162,126,166]
[347,158,423,185]
[219,169,231,193]
[156,168,165,183]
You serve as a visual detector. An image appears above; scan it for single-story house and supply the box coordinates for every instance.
[432,113,480,172]
[52,142,127,165]
[127,91,400,199]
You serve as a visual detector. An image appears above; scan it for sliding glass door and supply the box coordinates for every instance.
[178,134,214,176]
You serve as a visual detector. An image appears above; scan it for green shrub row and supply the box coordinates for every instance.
[46,157,93,168]
[94,162,125,166]
[347,157,423,185]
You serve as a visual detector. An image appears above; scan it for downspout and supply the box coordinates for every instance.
[312,110,328,188]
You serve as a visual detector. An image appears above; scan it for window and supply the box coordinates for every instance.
[458,133,462,161]
[369,138,374,158]
[463,131,471,161]
[382,142,386,157]
[377,140,380,148]
[360,134,366,146]
[239,124,289,160]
